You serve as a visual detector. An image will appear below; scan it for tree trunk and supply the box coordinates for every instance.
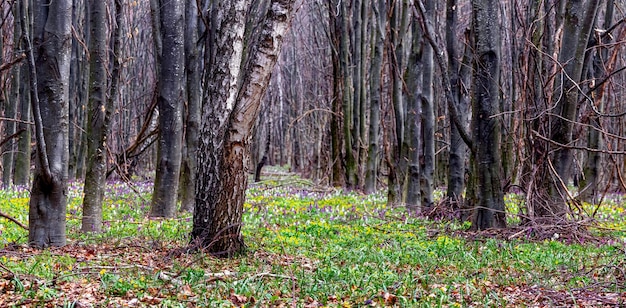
[531,0,600,217]
[179,0,202,212]
[579,0,613,204]
[191,0,297,257]
[329,0,345,187]
[445,0,469,211]
[405,16,423,210]
[419,0,435,209]
[387,0,410,206]
[364,0,385,194]
[82,0,122,232]
[470,0,506,230]
[14,0,31,186]
[27,0,73,247]
[14,60,31,186]
[150,0,185,217]
[3,6,19,188]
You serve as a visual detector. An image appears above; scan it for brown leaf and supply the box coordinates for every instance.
[383,292,397,306]
[229,289,248,307]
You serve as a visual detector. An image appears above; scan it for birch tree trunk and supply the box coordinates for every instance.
[27,0,72,247]
[191,0,297,256]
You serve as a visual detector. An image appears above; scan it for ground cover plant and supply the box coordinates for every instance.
[1,171,625,307]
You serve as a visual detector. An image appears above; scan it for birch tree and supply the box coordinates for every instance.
[191,0,297,256]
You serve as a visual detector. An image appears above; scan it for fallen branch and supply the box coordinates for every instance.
[244,272,296,282]
[0,211,28,230]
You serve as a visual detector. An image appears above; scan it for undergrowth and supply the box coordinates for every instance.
[0,170,625,307]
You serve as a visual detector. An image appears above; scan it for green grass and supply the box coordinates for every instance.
[1,173,625,307]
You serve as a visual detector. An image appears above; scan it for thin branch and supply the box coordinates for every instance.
[0,211,28,230]
[0,128,26,148]
[532,130,626,155]
[0,53,25,72]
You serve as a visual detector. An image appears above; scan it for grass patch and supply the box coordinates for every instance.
[1,173,625,306]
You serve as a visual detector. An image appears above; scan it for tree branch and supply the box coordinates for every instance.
[0,128,26,148]
[0,211,28,230]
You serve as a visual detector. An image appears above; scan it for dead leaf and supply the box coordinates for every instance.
[382,292,397,306]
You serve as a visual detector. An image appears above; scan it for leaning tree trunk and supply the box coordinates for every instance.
[470,0,506,230]
[191,0,297,257]
[150,0,185,217]
[26,0,72,247]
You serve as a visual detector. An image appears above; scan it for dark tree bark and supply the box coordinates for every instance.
[364,0,386,194]
[445,0,469,211]
[14,0,31,187]
[405,16,423,210]
[178,0,202,212]
[26,0,73,247]
[150,0,185,218]
[81,0,108,232]
[82,0,122,232]
[578,0,612,204]
[2,2,20,188]
[191,0,297,257]
[419,0,435,209]
[329,0,345,187]
[470,0,506,230]
[527,0,601,218]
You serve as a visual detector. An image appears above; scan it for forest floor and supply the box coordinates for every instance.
[0,167,625,307]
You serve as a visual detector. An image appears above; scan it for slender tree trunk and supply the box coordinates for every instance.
[470,0,506,230]
[150,0,185,217]
[329,0,345,187]
[82,0,109,232]
[82,0,122,232]
[419,0,435,209]
[445,0,469,211]
[339,1,357,188]
[579,0,613,204]
[14,0,31,186]
[27,0,73,247]
[3,7,19,188]
[364,0,386,194]
[405,16,423,210]
[14,60,31,186]
[179,0,202,212]
[191,0,297,257]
